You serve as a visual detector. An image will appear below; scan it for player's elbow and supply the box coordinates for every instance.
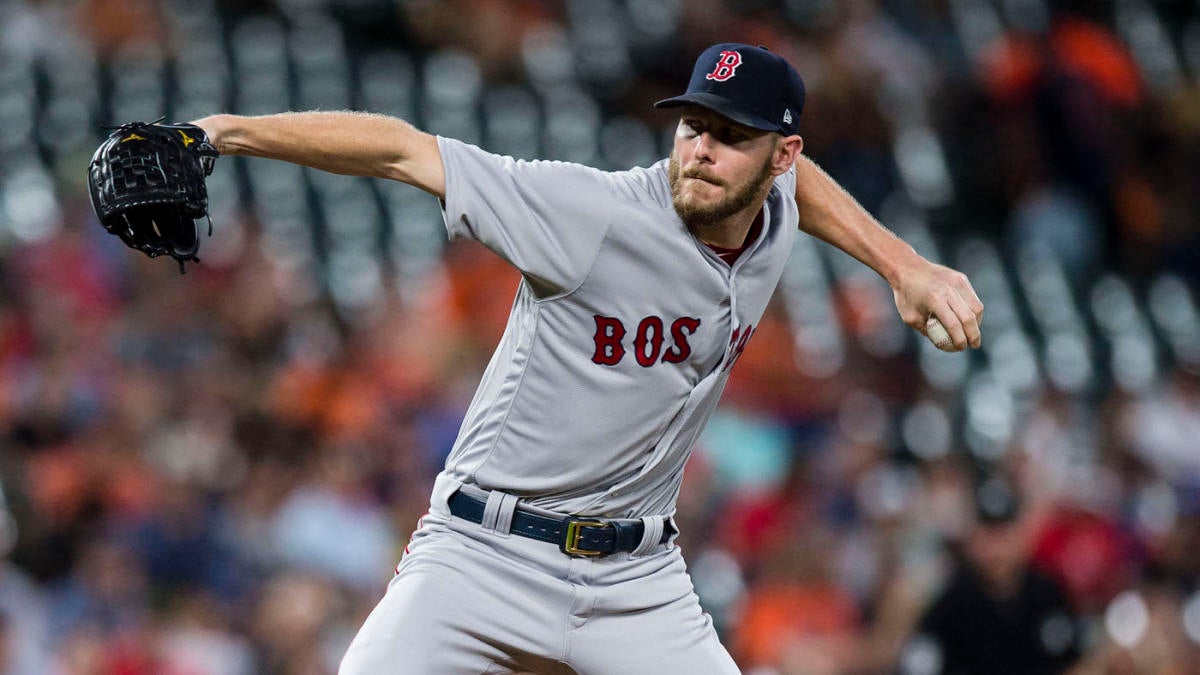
[380,128,446,198]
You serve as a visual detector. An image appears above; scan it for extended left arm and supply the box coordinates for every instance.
[794,155,984,351]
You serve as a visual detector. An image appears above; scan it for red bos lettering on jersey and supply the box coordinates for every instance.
[722,325,755,371]
[591,315,702,367]
[705,50,743,82]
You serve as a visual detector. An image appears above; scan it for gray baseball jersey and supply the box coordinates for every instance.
[436,136,798,518]
[340,138,800,675]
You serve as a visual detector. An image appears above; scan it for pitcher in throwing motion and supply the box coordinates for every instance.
[194,43,983,674]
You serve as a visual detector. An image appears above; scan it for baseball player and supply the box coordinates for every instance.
[194,43,983,674]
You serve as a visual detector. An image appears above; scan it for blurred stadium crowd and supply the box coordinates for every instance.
[0,0,1198,673]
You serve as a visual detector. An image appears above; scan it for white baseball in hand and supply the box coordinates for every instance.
[925,317,954,351]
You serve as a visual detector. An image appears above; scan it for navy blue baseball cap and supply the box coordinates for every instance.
[655,43,806,136]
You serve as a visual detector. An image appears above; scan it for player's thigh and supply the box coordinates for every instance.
[568,553,740,675]
[339,531,566,675]
[573,594,738,675]
[339,545,503,674]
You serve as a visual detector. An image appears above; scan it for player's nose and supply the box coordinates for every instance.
[692,132,715,163]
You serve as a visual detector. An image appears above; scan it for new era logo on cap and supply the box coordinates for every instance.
[654,43,806,136]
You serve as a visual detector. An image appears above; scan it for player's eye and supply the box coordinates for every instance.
[713,129,740,144]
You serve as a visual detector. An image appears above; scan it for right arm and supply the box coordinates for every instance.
[192,111,446,198]
[793,155,983,351]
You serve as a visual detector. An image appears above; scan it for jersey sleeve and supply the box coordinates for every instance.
[437,136,615,296]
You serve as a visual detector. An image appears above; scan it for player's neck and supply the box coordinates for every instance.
[690,204,765,250]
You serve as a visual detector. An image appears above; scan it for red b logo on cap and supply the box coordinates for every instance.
[705,50,742,82]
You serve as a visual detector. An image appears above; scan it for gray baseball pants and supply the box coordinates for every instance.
[338,481,740,674]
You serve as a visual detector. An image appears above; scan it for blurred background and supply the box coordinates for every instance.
[0,0,1198,673]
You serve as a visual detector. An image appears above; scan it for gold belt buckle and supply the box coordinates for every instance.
[561,519,608,556]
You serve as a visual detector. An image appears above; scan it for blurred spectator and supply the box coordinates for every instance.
[47,537,151,641]
[269,449,397,591]
[251,573,346,675]
[156,590,255,675]
[1032,499,1141,615]
[0,478,51,673]
[1118,370,1200,482]
[0,612,12,675]
[733,527,862,674]
[0,562,50,674]
[900,477,1082,675]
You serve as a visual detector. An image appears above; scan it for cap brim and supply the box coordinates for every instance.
[654,92,778,132]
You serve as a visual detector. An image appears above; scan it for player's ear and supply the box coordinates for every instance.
[771,134,803,176]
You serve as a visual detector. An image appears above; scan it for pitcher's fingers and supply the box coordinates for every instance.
[931,305,968,351]
[948,289,982,349]
[955,274,985,320]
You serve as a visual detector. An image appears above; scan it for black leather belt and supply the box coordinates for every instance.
[447,489,673,557]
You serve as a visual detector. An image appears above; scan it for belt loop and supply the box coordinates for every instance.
[632,516,665,556]
[482,490,519,536]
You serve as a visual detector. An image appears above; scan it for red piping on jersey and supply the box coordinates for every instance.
[702,209,763,265]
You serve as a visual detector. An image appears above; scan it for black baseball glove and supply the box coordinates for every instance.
[88,121,219,273]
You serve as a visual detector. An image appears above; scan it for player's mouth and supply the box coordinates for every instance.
[683,171,723,187]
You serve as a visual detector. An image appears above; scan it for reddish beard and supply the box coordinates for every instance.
[668,152,775,231]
